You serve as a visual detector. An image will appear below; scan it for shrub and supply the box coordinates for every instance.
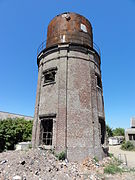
[121,141,135,151]
[0,118,33,152]
[56,151,66,160]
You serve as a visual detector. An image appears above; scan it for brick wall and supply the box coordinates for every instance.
[32,44,106,162]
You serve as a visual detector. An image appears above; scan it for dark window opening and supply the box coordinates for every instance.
[96,73,102,88]
[43,67,57,85]
[44,71,56,84]
[128,134,135,141]
[129,134,132,141]
[41,119,53,145]
[99,118,105,145]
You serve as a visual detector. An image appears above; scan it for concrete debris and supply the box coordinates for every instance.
[20,160,25,165]
[0,149,134,180]
[0,160,7,165]
[12,175,22,180]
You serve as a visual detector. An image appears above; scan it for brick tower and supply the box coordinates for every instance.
[32,12,107,162]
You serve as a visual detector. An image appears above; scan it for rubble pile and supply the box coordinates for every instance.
[0,149,135,180]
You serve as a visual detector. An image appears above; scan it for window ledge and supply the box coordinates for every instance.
[43,145,52,150]
[43,81,56,87]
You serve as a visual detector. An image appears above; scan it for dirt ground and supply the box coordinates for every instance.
[109,145,135,168]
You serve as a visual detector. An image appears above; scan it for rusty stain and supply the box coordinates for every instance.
[46,12,93,48]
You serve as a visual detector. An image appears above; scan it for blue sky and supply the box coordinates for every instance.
[0,0,135,129]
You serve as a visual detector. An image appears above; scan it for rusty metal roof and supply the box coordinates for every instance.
[46,12,93,48]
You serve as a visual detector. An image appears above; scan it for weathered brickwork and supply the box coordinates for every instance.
[32,12,107,162]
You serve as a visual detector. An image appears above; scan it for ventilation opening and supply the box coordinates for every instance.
[41,119,53,145]
[99,118,105,145]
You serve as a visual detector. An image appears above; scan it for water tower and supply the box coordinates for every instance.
[32,12,107,161]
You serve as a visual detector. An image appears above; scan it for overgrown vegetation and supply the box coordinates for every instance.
[104,155,124,174]
[104,155,135,174]
[104,163,123,174]
[56,151,66,160]
[121,141,135,151]
[0,118,33,152]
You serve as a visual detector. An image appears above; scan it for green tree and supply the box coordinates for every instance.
[0,118,33,152]
[106,124,113,137]
[113,128,125,136]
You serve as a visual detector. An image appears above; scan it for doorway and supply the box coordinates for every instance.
[99,118,105,145]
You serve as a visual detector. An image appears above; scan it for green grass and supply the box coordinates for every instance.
[104,147,135,175]
[104,164,123,174]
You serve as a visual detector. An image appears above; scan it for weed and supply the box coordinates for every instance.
[104,163,123,174]
[108,153,114,158]
[93,156,99,163]
[56,151,66,161]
